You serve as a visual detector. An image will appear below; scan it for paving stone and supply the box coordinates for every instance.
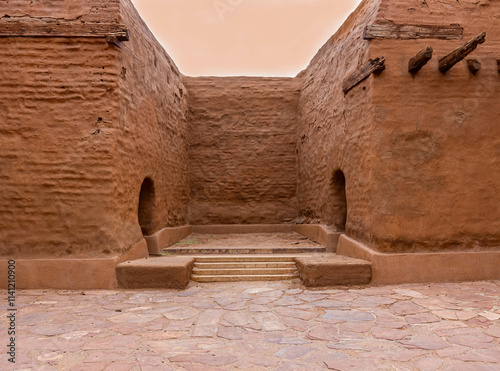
[264,332,310,344]
[168,354,238,366]
[351,296,397,307]
[223,311,250,326]
[390,301,428,315]
[103,363,136,371]
[253,312,287,331]
[456,311,478,321]
[406,312,441,324]
[312,299,350,309]
[359,349,428,362]
[274,307,319,320]
[393,289,426,298]
[479,311,500,321]
[373,310,408,329]
[454,348,500,362]
[306,324,339,341]
[163,307,198,320]
[400,335,451,350]
[436,345,470,357]
[323,310,375,322]
[447,333,495,348]
[273,296,305,306]
[83,335,140,350]
[282,316,314,331]
[339,321,374,333]
[371,326,411,340]
[485,326,500,338]
[414,357,443,371]
[273,345,316,359]
[296,293,329,302]
[84,350,131,363]
[217,325,243,340]
[304,349,349,365]
[324,358,380,370]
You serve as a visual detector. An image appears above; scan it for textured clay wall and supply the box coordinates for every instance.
[111,0,189,248]
[296,0,380,236]
[0,0,188,258]
[0,35,121,258]
[184,77,302,224]
[367,0,500,252]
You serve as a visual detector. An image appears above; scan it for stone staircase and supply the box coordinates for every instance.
[191,256,300,282]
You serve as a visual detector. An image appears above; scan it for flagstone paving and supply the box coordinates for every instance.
[1,280,499,370]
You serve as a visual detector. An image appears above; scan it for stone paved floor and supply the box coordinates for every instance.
[1,280,500,370]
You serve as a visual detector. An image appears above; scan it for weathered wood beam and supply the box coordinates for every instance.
[364,23,463,40]
[467,59,481,74]
[342,57,385,95]
[408,47,433,74]
[0,19,129,41]
[438,31,486,73]
[106,35,124,49]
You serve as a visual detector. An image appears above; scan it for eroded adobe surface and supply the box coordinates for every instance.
[0,0,499,260]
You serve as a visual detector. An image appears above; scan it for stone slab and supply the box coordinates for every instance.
[295,253,371,287]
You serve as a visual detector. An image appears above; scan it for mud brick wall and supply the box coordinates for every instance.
[296,0,380,241]
[367,0,500,252]
[113,0,189,246]
[297,0,500,253]
[184,77,302,225]
[0,0,189,258]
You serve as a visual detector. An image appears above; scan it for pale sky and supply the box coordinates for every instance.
[131,0,363,77]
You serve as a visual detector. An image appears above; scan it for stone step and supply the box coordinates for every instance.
[194,261,297,269]
[192,267,298,275]
[165,246,326,255]
[193,256,297,263]
[191,273,300,282]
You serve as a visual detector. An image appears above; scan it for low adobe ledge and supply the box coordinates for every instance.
[296,253,371,287]
[144,225,192,255]
[0,238,149,290]
[292,224,341,252]
[116,256,194,290]
[337,234,500,285]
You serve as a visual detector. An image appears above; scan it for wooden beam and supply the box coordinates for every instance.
[467,59,481,74]
[364,23,463,40]
[408,47,433,74]
[0,18,129,41]
[106,35,124,49]
[342,57,385,95]
[497,59,500,73]
[438,31,486,74]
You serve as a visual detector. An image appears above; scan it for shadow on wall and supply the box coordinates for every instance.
[138,177,156,236]
[331,170,347,231]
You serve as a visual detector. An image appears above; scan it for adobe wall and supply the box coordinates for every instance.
[184,77,301,224]
[296,0,380,237]
[368,0,500,252]
[0,0,189,258]
[297,0,500,253]
[112,0,190,249]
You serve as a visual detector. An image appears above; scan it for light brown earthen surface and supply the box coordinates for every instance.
[1,280,499,370]
[367,0,500,252]
[0,0,189,259]
[296,0,500,253]
[172,233,321,249]
[184,77,302,225]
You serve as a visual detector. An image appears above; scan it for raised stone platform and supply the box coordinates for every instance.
[163,231,326,255]
[296,254,372,287]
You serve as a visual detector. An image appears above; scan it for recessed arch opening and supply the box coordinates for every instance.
[138,177,156,236]
[331,169,347,231]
